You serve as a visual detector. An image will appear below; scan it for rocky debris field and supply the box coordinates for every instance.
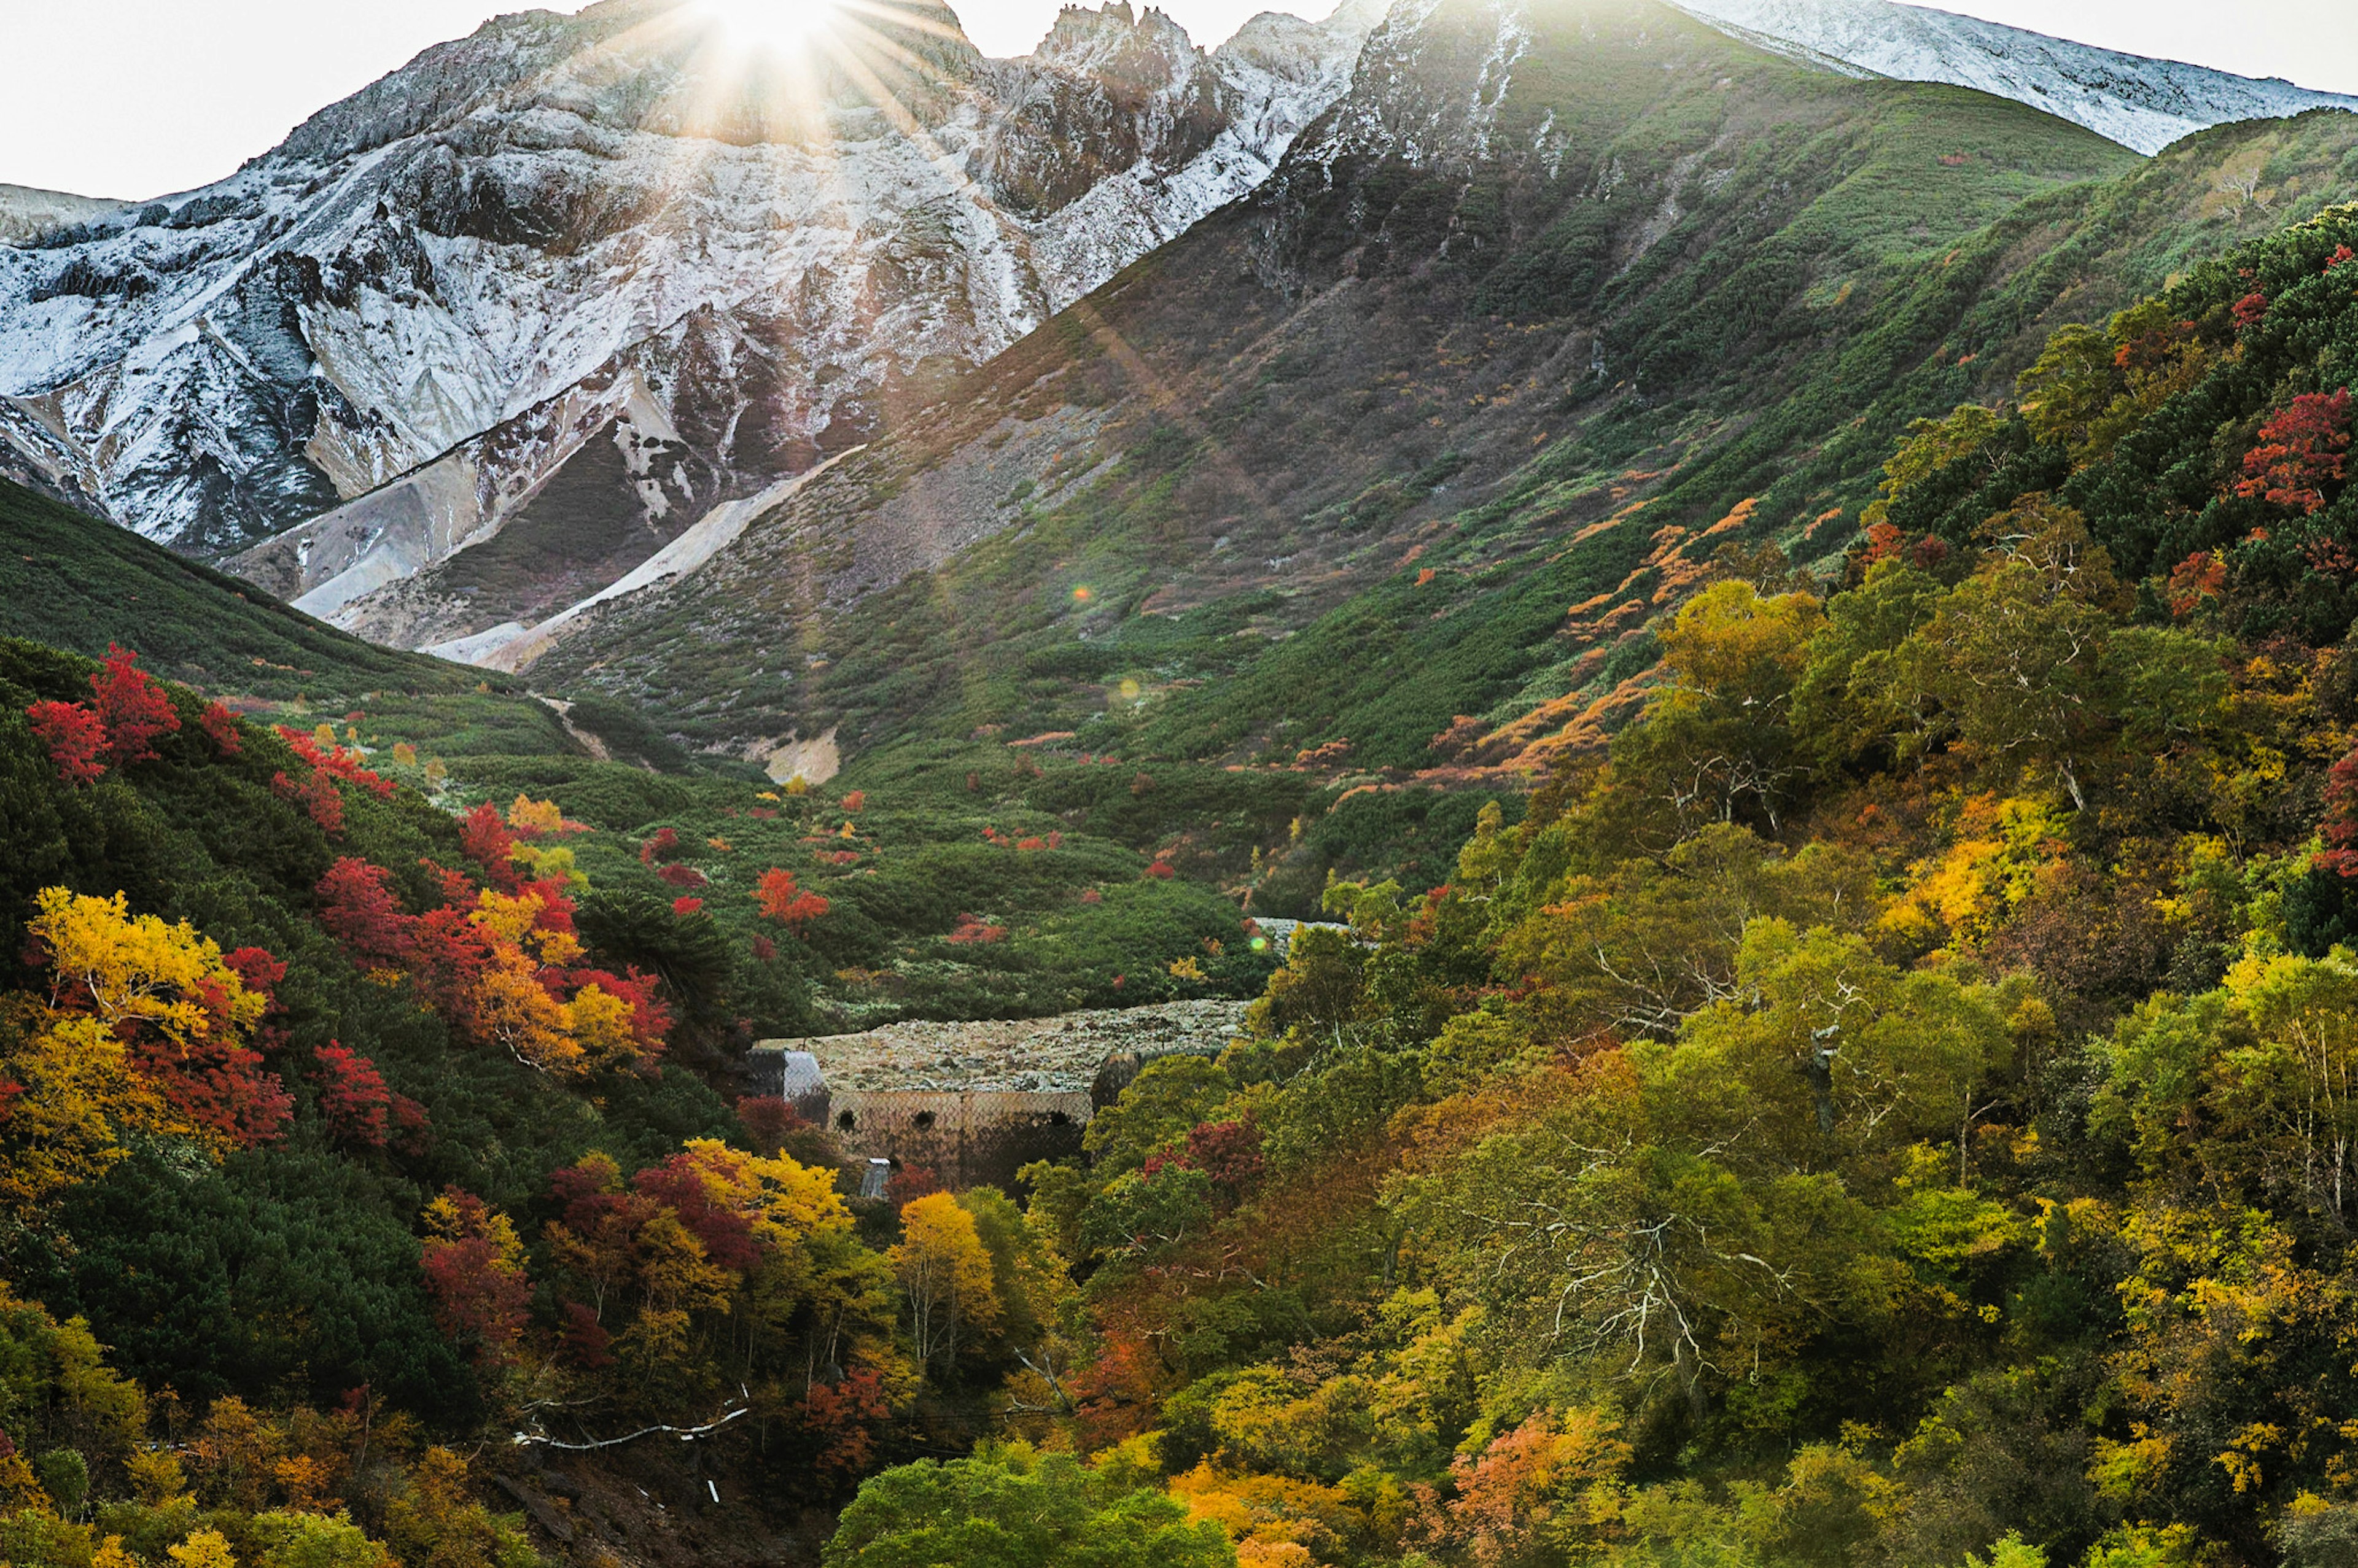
[768,998,1251,1092]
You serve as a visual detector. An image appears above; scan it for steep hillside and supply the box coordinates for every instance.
[519,0,2358,798]
[0,473,648,769]
[0,469,1313,1025]
[0,475,489,699]
[808,197,2358,1568]
[1671,0,2358,153]
[0,0,1372,621]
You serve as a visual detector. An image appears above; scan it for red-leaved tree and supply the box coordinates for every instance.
[312,1042,416,1151]
[129,1007,293,1152]
[800,1368,890,1479]
[419,1188,531,1371]
[458,803,522,891]
[753,867,829,931]
[1143,1119,1264,1207]
[274,769,346,837]
[222,946,292,1055]
[736,1095,805,1155]
[277,726,394,798]
[2238,389,2354,516]
[90,645,179,766]
[199,701,243,756]
[26,701,107,785]
[317,858,415,970]
[2316,743,2358,878]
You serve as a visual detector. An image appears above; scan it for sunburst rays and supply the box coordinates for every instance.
[512,0,1275,600]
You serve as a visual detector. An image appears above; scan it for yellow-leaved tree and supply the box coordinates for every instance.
[890,1193,1001,1371]
[30,887,268,1056]
[1,889,287,1215]
[0,1005,164,1217]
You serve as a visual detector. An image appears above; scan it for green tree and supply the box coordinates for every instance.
[1081,1057,1232,1178]
[1648,920,2004,1177]
[824,1445,1234,1568]
[1611,581,1824,835]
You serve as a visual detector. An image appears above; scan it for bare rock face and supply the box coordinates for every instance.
[0,0,1380,642]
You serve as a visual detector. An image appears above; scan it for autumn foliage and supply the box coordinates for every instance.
[310,1042,426,1151]
[27,700,107,785]
[753,867,830,931]
[457,802,521,890]
[90,644,181,764]
[540,1140,864,1403]
[419,1188,531,1372]
[2236,387,2353,514]
[0,889,290,1214]
[199,699,243,755]
[277,725,394,798]
[943,912,1010,945]
[21,645,181,785]
[314,854,669,1075]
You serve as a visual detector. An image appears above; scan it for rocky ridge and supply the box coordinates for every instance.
[0,185,123,248]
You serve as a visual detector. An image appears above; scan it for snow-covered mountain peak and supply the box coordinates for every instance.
[1667,0,2358,154]
[1033,2,1197,66]
[0,0,1381,644]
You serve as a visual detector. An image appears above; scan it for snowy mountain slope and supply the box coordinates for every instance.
[499,0,2148,750]
[0,186,123,248]
[1667,0,2358,154]
[0,0,1379,642]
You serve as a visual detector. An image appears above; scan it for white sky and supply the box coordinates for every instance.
[1,0,2354,201]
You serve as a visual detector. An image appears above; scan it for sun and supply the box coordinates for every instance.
[696,0,839,55]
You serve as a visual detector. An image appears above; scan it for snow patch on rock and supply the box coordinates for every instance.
[1668,0,2358,154]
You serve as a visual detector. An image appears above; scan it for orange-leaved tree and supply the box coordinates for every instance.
[754,867,830,933]
[2237,388,2353,515]
[314,856,667,1076]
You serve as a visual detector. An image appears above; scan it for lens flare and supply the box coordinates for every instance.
[698,0,837,54]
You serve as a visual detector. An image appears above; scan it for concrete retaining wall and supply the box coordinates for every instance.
[826,1089,1093,1189]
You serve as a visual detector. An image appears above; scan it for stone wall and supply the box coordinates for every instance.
[757,999,1249,1092]
[825,1090,1094,1189]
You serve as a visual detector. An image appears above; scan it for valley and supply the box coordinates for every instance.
[4,1,2358,1567]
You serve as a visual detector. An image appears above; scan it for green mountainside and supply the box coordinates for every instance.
[0,478,492,704]
[527,1,2358,814]
[0,478,1293,1024]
